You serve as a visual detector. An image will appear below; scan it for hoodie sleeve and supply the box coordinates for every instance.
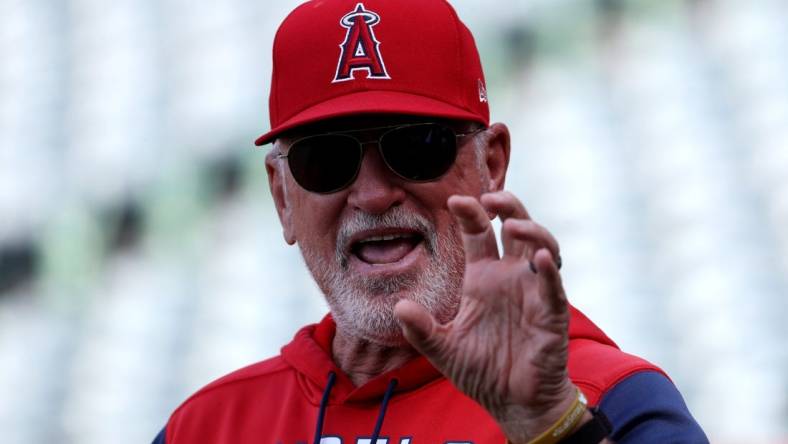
[599,371,709,443]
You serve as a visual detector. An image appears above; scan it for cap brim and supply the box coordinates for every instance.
[254,90,487,146]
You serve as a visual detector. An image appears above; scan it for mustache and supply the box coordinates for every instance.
[335,207,438,268]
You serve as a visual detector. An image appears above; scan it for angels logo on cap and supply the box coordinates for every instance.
[333,3,390,83]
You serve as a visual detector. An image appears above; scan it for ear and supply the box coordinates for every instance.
[266,148,297,245]
[483,122,511,193]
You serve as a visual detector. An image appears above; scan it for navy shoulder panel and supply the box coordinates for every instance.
[599,371,709,443]
[151,427,166,444]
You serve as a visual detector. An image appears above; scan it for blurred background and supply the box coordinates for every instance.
[1,0,786,442]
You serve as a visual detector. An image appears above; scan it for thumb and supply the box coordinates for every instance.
[394,300,447,358]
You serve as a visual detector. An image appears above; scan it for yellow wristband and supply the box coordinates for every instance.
[506,388,588,444]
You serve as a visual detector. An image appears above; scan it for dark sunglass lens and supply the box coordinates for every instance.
[287,135,360,193]
[380,124,457,181]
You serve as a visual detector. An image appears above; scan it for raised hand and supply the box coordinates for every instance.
[394,191,578,443]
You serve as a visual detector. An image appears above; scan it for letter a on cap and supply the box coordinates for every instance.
[333,3,390,83]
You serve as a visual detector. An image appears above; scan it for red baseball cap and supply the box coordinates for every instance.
[255,0,490,145]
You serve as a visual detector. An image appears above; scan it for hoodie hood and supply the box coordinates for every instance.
[281,305,618,405]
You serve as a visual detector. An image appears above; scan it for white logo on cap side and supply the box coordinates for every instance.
[478,79,488,103]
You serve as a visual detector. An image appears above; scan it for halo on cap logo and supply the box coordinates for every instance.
[333,3,390,83]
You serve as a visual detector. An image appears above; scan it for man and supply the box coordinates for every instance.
[154,0,708,442]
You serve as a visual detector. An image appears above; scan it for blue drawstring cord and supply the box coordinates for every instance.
[369,378,398,443]
[313,371,336,444]
[312,373,398,444]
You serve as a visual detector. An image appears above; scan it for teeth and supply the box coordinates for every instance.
[359,233,414,243]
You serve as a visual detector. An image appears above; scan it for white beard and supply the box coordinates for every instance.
[299,207,465,346]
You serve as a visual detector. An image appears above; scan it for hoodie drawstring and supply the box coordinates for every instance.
[311,374,399,444]
[312,371,336,444]
[369,378,398,443]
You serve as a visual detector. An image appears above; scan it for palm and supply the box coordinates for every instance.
[449,259,568,409]
[395,192,574,441]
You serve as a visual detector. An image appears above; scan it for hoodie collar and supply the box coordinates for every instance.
[282,314,442,404]
[281,306,616,405]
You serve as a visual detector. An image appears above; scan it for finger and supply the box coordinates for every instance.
[480,191,532,221]
[534,248,568,314]
[502,219,561,263]
[480,192,531,257]
[447,195,500,262]
[394,299,449,360]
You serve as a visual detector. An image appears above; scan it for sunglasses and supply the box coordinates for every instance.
[276,122,485,194]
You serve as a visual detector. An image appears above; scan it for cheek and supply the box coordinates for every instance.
[290,192,346,248]
[449,148,486,196]
[423,162,485,205]
[416,159,486,235]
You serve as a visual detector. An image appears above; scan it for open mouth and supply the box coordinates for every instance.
[350,231,425,265]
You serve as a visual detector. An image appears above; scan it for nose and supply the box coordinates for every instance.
[346,143,406,214]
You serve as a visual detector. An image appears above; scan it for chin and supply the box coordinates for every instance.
[328,283,462,348]
[308,267,464,348]
[330,306,412,348]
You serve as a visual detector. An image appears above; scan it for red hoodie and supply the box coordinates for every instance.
[162,306,663,444]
